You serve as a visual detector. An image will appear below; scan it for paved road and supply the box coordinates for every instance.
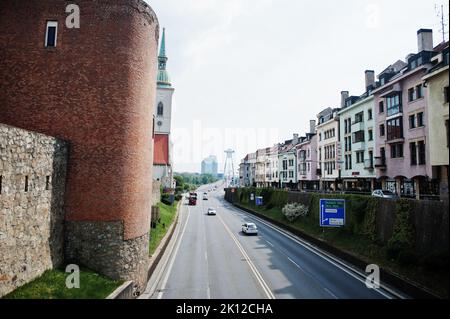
[143,182,403,299]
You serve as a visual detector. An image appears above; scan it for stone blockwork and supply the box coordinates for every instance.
[65,221,150,294]
[0,124,68,297]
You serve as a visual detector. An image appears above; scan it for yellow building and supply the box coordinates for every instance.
[423,42,449,200]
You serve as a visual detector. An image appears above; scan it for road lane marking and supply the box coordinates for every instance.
[287,257,301,269]
[230,205,404,299]
[324,287,338,299]
[216,214,275,299]
[265,240,274,247]
[157,205,191,299]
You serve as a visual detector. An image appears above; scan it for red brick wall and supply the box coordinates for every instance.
[0,0,159,240]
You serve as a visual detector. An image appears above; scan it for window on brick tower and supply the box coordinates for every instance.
[157,102,164,116]
[45,21,58,47]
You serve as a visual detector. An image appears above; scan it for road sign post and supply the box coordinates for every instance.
[319,199,345,228]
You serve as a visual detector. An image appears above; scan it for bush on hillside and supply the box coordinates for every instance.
[282,202,309,222]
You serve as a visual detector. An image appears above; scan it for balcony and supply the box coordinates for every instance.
[364,159,374,170]
[374,157,386,170]
[353,141,365,151]
[351,121,364,132]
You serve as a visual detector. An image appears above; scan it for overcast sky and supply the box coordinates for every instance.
[145,0,449,173]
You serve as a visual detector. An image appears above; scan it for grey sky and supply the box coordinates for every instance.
[145,0,448,173]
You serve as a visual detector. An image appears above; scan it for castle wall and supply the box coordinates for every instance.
[0,124,68,297]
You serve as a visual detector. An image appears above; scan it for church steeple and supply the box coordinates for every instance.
[157,28,171,87]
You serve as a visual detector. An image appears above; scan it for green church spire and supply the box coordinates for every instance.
[157,28,171,87]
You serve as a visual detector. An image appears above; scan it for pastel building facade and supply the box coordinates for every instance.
[278,135,299,189]
[296,130,319,191]
[422,42,449,200]
[374,29,438,198]
[338,71,377,192]
[316,107,341,191]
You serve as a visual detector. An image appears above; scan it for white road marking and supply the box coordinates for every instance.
[265,240,275,247]
[157,206,191,299]
[287,257,301,269]
[216,214,275,299]
[231,205,405,299]
[324,287,339,299]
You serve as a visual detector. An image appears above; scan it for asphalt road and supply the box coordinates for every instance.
[144,182,403,299]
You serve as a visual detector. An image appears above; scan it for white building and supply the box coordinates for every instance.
[316,106,341,191]
[153,28,175,189]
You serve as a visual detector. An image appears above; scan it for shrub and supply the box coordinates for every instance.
[161,193,172,205]
[282,202,309,222]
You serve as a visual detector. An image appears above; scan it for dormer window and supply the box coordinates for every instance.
[45,21,58,47]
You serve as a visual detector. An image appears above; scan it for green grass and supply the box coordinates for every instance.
[149,201,179,255]
[238,202,449,298]
[3,268,122,299]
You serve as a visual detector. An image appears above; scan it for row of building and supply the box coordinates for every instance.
[240,29,449,200]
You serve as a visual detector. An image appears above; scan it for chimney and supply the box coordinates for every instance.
[417,29,433,52]
[365,70,375,91]
[341,91,349,108]
[293,133,299,144]
[309,120,316,134]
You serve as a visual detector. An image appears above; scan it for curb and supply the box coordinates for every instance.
[231,201,441,299]
[146,200,182,282]
[106,281,134,299]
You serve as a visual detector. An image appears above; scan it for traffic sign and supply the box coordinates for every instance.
[319,199,345,227]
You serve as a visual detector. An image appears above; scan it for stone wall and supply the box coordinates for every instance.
[152,180,162,206]
[0,124,68,297]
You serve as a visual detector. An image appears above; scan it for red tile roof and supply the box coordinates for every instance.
[154,134,169,165]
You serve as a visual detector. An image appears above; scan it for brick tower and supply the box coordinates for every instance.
[0,0,159,292]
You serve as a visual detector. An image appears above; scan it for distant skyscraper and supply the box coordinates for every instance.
[201,155,218,176]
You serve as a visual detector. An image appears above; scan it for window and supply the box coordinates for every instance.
[416,85,423,99]
[410,142,417,165]
[409,114,416,129]
[380,147,386,163]
[417,112,424,127]
[408,88,416,102]
[368,129,373,141]
[379,101,384,113]
[45,21,58,47]
[282,160,288,170]
[379,124,385,137]
[418,141,426,165]
[387,117,403,140]
[390,143,403,159]
[386,94,402,117]
[289,171,294,178]
[348,154,352,170]
[356,151,364,163]
[368,109,373,120]
[353,130,365,143]
[447,120,449,147]
[25,176,29,192]
[157,102,164,116]
[288,159,294,167]
[445,86,449,103]
[354,112,364,123]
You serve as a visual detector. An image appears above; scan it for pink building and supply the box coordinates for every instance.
[374,29,440,199]
[296,120,319,190]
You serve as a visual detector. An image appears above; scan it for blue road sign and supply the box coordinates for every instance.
[319,199,345,227]
[255,196,263,206]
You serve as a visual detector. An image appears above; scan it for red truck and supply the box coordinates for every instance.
[188,192,197,206]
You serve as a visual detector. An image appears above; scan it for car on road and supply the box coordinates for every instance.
[207,208,216,215]
[242,223,258,235]
[203,193,208,200]
[372,189,399,199]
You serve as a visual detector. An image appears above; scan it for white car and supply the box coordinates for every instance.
[207,208,216,215]
[242,223,258,235]
[372,189,399,199]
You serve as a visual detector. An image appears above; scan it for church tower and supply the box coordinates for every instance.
[153,28,175,188]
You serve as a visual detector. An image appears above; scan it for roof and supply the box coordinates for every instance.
[154,134,169,165]
[157,28,171,88]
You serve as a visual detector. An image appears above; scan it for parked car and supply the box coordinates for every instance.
[207,208,216,215]
[372,189,399,199]
[203,194,208,200]
[242,223,258,235]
